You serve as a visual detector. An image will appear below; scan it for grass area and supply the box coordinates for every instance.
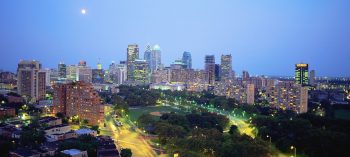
[128,105,189,122]
[334,109,350,120]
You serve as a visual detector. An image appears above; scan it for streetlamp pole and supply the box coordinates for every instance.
[291,146,296,157]
[267,135,271,143]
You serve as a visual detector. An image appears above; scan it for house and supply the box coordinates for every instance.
[39,116,62,127]
[75,128,97,136]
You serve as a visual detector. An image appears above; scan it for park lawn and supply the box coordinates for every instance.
[128,105,188,122]
[334,109,350,120]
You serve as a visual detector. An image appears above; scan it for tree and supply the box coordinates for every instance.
[229,125,239,135]
[91,125,100,134]
[55,112,64,118]
[121,148,132,157]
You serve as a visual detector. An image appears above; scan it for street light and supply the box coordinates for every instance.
[290,146,296,157]
[266,135,271,143]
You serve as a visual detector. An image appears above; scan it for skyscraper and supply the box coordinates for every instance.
[77,61,92,83]
[182,51,192,69]
[127,44,139,81]
[295,63,309,86]
[146,44,162,72]
[116,64,127,85]
[58,62,66,79]
[246,84,255,105]
[309,70,316,86]
[17,60,46,102]
[133,59,150,85]
[66,65,78,81]
[242,70,250,81]
[220,54,233,80]
[205,55,216,85]
[215,64,221,81]
[144,45,152,68]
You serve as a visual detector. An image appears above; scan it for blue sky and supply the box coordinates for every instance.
[0,0,349,76]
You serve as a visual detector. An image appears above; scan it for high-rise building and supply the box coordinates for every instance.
[295,63,309,86]
[127,44,139,81]
[144,45,152,68]
[242,70,250,81]
[66,65,78,81]
[220,54,233,80]
[145,44,162,72]
[205,55,215,85]
[17,60,46,102]
[215,64,221,81]
[58,62,66,79]
[182,51,192,69]
[77,62,92,83]
[133,59,150,85]
[53,81,104,125]
[92,69,104,84]
[309,70,316,86]
[246,84,255,105]
[116,64,127,84]
[152,44,162,71]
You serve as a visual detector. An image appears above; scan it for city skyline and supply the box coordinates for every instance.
[1,0,350,77]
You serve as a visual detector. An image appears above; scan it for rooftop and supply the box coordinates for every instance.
[75,128,95,135]
[61,149,84,155]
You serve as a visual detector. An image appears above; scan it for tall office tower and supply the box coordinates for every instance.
[295,63,309,86]
[127,44,139,81]
[246,84,255,105]
[215,64,221,81]
[133,59,150,84]
[309,70,316,86]
[145,44,162,72]
[17,60,46,102]
[58,62,66,78]
[50,69,59,83]
[144,45,152,68]
[205,55,216,85]
[77,62,92,83]
[42,69,51,86]
[220,54,233,80]
[53,81,104,125]
[152,44,162,71]
[116,64,127,84]
[242,70,250,81]
[66,65,78,81]
[182,51,192,69]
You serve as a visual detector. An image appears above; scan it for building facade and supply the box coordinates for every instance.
[53,81,104,125]
[220,54,233,80]
[182,51,192,69]
[295,63,309,86]
[17,60,46,102]
[205,55,216,85]
[127,44,139,81]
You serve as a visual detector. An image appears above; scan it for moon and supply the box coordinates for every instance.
[81,9,86,15]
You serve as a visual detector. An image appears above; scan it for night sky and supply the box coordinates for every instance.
[1,0,349,76]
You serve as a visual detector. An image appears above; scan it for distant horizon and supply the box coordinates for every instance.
[1,1,350,76]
